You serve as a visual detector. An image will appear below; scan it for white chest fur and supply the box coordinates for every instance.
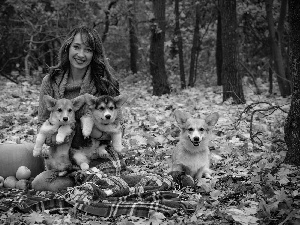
[172,142,210,177]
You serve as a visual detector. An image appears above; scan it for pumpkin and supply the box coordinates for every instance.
[0,142,44,178]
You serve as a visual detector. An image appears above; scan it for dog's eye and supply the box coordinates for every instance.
[109,107,114,110]
[99,107,105,111]
[188,128,194,132]
[199,128,204,131]
[68,109,72,112]
[57,108,62,112]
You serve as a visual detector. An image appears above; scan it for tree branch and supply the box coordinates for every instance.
[0,72,19,84]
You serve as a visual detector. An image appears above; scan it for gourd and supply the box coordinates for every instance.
[0,142,44,178]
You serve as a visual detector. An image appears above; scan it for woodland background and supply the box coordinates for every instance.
[0,0,291,95]
[1,0,300,224]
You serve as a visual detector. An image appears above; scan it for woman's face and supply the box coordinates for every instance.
[69,33,93,72]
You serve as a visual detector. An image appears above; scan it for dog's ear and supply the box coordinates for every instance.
[44,95,57,111]
[205,112,219,127]
[174,110,189,128]
[114,94,128,107]
[84,93,97,109]
[72,95,86,111]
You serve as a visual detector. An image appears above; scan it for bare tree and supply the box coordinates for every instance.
[149,0,170,96]
[284,0,300,166]
[188,2,201,87]
[174,0,185,89]
[128,0,138,74]
[101,0,119,43]
[220,0,245,104]
[216,1,223,86]
[265,0,291,97]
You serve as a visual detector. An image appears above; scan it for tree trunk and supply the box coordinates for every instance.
[102,0,118,43]
[25,35,34,77]
[149,0,170,96]
[216,3,223,86]
[188,2,200,87]
[174,0,185,89]
[24,54,30,77]
[220,0,245,104]
[269,62,273,94]
[265,0,291,97]
[284,0,300,166]
[128,0,138,74]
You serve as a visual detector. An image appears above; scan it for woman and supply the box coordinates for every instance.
[32,25,124,191]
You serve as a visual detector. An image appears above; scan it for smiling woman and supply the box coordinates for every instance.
[38,25,121,148]
[28,25,124,191]
[68,33,93,84]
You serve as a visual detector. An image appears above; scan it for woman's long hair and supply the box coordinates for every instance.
[49,26,119,96]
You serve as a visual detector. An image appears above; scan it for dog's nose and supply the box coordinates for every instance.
[63,117,68,122]
[105,114,111,119]
[193,136,200,142]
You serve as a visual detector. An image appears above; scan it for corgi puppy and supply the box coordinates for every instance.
[171,110,219,186]
[33,95,85,174]
[74,94,128,170]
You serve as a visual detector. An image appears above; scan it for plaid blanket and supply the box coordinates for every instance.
[0,146,196,218]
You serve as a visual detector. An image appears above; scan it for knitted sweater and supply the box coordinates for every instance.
[37,69,122,149]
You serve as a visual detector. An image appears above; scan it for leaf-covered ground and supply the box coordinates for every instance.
[0,74,300,225]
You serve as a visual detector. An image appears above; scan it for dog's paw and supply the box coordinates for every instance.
[41,148,50,157]
[99,150,108,158]
[58,171,68,177]
[203,173,212,179]
[196,178,206,187]
[80,163,89,171]
[33,148,41,157]
[97,145,108,157]
[83,134,90,139]
[82,129,91,138]
[56,136,65,144]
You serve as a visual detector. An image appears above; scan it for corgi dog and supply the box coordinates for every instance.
[171,110,219,186]
[73,94,128,170]
[33,95,85,174]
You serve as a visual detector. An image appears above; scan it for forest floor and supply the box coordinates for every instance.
[0,73,299,225]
